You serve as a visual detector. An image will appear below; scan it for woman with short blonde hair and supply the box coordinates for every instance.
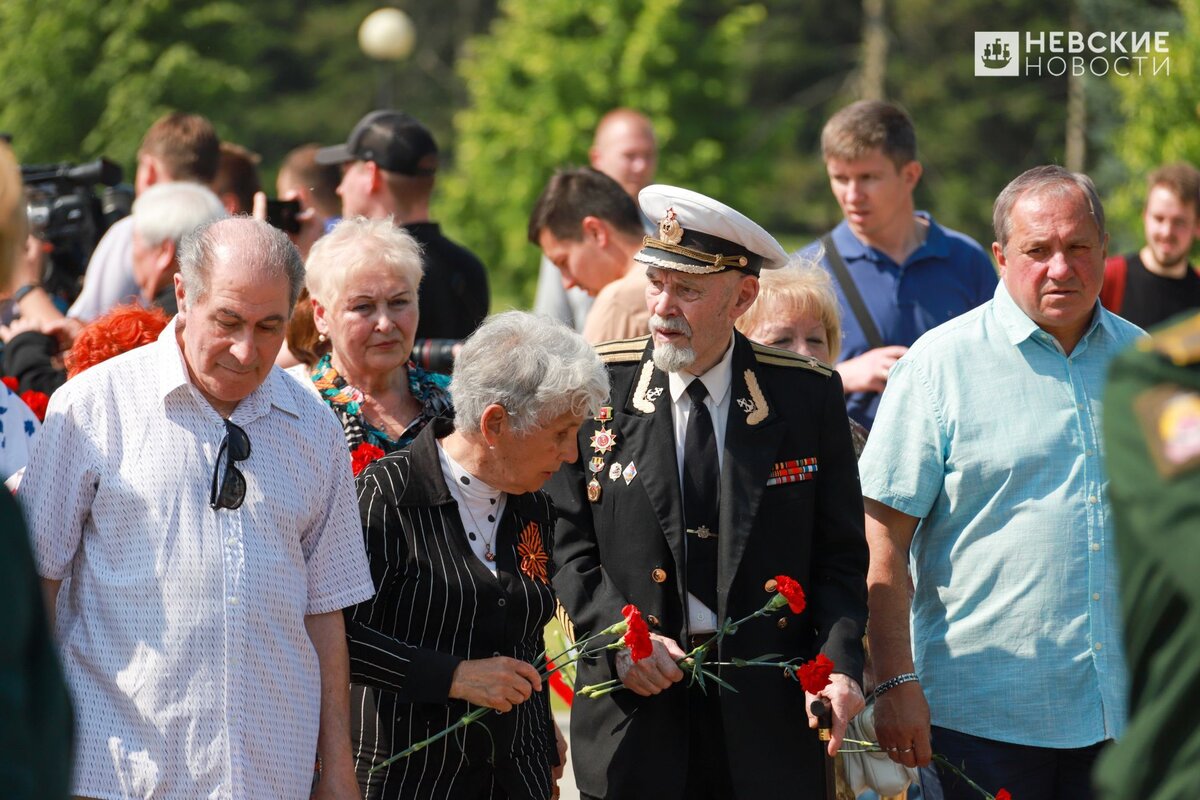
[294,215,449,467]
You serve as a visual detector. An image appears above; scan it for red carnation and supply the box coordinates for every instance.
[796,653,835,694]
[2,376,17,392]
[20,390,49,422]
[351,442,386,476]
[621,604,653,662]
[774,574,806,614]
[994,791,1012,800]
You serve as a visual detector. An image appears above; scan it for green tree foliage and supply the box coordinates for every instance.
[0,0,264,173]
[1104,0,1198,252]
[438,0,772,308]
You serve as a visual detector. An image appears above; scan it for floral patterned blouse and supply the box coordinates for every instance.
[308,353,452,470]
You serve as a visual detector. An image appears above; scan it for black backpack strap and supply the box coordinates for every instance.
[821,233,885,351]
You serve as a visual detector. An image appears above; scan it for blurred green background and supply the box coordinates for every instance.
[2,0,1196,309]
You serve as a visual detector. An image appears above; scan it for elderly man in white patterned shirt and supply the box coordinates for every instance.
[21,217,375,800]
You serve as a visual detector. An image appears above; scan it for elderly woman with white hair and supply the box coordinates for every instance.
[296,215,451,469]
[345,310,609,800]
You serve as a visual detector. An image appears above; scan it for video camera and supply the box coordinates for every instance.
[21,158,133,302]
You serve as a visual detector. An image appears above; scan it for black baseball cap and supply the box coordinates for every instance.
[315,110,438,176]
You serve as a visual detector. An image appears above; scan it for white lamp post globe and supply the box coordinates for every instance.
[358,8,416,61]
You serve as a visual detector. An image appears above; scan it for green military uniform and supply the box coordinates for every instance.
[1095,310,1200,800]
[0,490,72,799]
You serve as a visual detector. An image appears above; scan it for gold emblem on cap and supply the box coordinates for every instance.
[658,207,684,246]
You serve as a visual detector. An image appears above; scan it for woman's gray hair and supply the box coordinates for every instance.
[451,311,610,436]
[305,216,424,308]
[178,216,305,308]
[993,165,1106,251]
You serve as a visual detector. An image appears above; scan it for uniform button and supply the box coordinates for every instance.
[1086,449,1094,457]
[647,614,660,627]
[1091,542,1101,552]
[652,568,667,583]
[493,651,501,657]
[1092,593,1101,601]
[1094,642,1103,651]
[227,536,237,545]
[228,596,238,606]
[694,612,705,622]
[777,618,788,629]
[1088,495,1098,504]
[763,579,778,592]
[497,598,506,607]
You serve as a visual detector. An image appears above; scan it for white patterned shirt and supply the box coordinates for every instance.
[21,318,375,799]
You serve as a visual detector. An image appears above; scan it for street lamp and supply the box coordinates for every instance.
[359,8,416,108]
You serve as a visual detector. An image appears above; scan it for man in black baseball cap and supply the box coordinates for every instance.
[316,110,488,357]
[315,110,438,178]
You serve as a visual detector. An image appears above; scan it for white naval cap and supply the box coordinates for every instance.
[635,184,790,275]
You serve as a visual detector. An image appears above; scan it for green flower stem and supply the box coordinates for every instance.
[837,740,998,800]
[371,628,626,772]
[539,626,625,674]
[703,659,800,669]
[368,706,491,773]
[931,754,1000,800]
[576,678,623,698]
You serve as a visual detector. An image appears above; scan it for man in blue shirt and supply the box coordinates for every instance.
[859,166,1142,800]
[810,101,996,429]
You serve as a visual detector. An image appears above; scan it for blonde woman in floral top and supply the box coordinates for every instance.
[298,216,452,474]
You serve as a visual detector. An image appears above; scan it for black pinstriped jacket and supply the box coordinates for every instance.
[346,419,559,800]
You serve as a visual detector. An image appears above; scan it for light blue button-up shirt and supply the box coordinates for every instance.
[859,282,1144,747]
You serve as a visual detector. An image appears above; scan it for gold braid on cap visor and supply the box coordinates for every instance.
[634,235,760,275]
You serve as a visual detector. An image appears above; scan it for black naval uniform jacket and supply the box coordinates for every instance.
[346,419,559,800]
[548,333,868,800]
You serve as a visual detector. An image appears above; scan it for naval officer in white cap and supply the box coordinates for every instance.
[548,185,868,800]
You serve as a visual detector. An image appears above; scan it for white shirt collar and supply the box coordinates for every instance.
[668,334,736,407]
[155,315,302,422]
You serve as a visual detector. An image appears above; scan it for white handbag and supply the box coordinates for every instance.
[842,699,920,796]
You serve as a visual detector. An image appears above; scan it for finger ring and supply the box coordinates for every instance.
[900,746,914,753]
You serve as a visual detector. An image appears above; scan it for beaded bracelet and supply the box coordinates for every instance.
[873,672,919,699]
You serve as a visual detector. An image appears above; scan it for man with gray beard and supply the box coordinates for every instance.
[548,185,869,800]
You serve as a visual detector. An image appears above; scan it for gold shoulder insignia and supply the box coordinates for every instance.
[595,335,649,364]
[750,342,834,376]
[595,334,650,351]
[599,350,644,363]
[1142,312,1200,366]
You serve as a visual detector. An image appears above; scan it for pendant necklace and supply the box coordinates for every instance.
[457,487,500,562]
[440,443,502,564]
[446,466,502,563]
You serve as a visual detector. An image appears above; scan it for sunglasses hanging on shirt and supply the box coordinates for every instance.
[210,419,251,511]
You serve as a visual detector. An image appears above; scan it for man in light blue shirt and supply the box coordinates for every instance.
[859,166,1143,800]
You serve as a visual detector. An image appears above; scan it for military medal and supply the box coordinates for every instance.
[587,477,602,502]
[590,456,605,474]
[622,461,638,485]
[595,406,613,423]
[590,426,617,454]
[608,462,623,481]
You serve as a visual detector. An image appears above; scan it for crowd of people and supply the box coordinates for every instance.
[1,95,1198,800]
